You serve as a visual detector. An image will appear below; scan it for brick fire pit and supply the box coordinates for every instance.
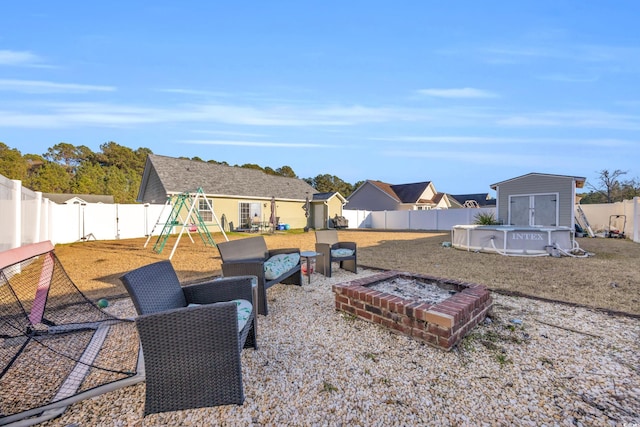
[332,270,492,351]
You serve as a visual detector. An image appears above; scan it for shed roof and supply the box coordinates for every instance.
[141,154,317,201]
[312,192,347,203]
[490,173,586,190]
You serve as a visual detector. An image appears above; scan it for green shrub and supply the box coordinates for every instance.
[474,212,500,225]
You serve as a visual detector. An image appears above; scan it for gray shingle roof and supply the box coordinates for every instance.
[312,192,346,203]
[450,193,496,207]
[42,193,115,204]
[148,154,317,200]
[390,181,432,204]
[490,172,586,190]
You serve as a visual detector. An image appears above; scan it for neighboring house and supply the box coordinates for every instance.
[311,192,348,229]
[346,180,458,211]
[137,154,339,231]
[42,193,115,204]
[450,193,496,208]
[490,172,585,228]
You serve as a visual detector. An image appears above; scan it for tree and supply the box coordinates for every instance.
[104,166,132,203]
[25,161,71,193]
[45,142,93,173]
[1,140,366,202]
[275,165,297,178]
[581,169,640,203]
[100,141,144,171]
[305,174,355,197]
[73,162,106,194]
[240,163,264,172]
[0,143,28,180]
[620,178,640,200]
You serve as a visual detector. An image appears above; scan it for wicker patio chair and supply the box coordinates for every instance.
[120,260,257,416]
[217,236,301,315]
[315,229,357,278]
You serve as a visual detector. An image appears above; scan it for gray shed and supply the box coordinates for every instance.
[490,173,585,228]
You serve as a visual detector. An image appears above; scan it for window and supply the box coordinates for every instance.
[239,202,261,229]
[198,198,212,222]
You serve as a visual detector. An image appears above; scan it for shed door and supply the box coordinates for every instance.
[510,196,530,226]
[312,203,325,229]
[533,194,557,226]
[509,194,557,226]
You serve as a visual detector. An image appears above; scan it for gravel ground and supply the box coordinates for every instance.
[40,267,639,427]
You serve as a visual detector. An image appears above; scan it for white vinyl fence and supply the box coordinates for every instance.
[344,197,640,243]
[2,174,639,252]
[1,175,167,252]
[577,198,639,240]
[342,207,496,231]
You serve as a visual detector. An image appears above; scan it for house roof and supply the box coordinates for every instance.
[367,180,436,204]
[490,173,586,190]
[367,180,400,202]
[450,193,496,207]
[141,154,317,201]
[446,194,464,208]
[391,181,433,204]
[431,192,445,205]
[42,193,115,204]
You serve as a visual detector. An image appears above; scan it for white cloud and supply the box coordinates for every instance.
[382,149,555,167]
[190,130,267,137]
[482,43,640,65]
[0,79,115,94]
[157,88,232,97]
[181,139,331,148]
[417,88,498,99]
[536,74,598,83]
[497,110,640,130]
[372,135,634,147]
[0,50,44,66]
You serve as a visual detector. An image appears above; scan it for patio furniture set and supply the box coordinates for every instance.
[120,230,357,416]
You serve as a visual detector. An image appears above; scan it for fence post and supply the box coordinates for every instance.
[11,180,21,249]
[41,197,50,243]
[34,192,42,244]
[634,197,639,243]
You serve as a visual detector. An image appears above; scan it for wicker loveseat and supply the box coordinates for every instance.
[217,236,302,315]
[120,260,257,416]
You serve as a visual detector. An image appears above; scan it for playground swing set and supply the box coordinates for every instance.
[144,188,228,259]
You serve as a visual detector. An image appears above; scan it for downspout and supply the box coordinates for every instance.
[324,201,330,229]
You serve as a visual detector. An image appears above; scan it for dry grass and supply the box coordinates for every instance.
[53,230,640,316]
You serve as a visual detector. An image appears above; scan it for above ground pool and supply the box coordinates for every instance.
[451,225,574,256]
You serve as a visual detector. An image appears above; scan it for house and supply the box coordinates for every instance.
[42,193,115,204]
[137,154,338,231]
[490,172,585,228]
[346,180,458,211]
[450,193,496,208]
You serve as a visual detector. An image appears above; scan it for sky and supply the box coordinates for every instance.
[1,1,639,195]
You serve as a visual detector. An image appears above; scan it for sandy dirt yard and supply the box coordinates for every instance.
[53,230,639,316]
